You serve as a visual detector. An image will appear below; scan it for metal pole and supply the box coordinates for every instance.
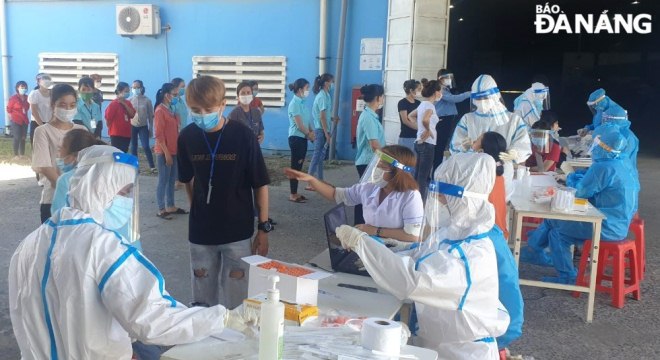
[318,0,328,74]
[1,0,11,135]
[329,0,348,161]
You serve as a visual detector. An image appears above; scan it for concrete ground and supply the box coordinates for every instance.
[0,156,658,359]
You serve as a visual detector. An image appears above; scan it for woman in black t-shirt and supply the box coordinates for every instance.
[397,79,421,151]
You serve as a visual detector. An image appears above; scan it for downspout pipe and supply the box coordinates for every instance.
[329,0,348,160]
[318,0,327,74]
[1,0,10,135]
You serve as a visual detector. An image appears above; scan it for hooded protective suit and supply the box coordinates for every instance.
[513,82,550,128]
[450,75,531,164]
[9,145,237,360]
[523,128,638,283]
[336,153,510,359]
[585,88,625,131]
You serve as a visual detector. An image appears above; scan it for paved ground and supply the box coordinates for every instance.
[0,156,658,359]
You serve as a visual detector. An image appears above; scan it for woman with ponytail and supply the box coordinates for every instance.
[287,78,314,203]
[307,73,335,183]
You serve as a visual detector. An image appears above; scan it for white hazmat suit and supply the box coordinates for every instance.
[9,145,250,360]
[336,153,510,359]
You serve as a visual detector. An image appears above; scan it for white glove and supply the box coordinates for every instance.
[577,128,589,137]
[559,161,574,175]
[383,238,412,252]
[336,225,366,251]
[499,149,519,162]
[461,137,473,152]
[224,307,258,337]
[553,173,567,182]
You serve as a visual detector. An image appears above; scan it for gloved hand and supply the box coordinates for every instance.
[461,137,473,152]
[559,161,574,175]
[554,173,567,182]
[498,149,519,162]
[383,238,412,252]
[224,307,258,337]
[577,128,589,137]
[336,225,366,251]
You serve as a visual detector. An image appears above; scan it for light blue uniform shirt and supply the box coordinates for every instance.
[312,90,333,130]
[288,95,311,138]
[435,88,471,117]
[355,107,385,166]
[74,98,102,132]
[174,98,188,128]
[51,170,74,214]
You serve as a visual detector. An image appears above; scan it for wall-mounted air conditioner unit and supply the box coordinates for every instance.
[116,4,161,36]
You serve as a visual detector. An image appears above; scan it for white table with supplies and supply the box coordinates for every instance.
[509,174,606,322]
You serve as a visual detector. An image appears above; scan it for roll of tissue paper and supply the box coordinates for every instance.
[360,317,402,356]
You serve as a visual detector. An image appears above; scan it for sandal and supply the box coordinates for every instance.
[168,208,189,215]
[157,211,173,220]
[288,196,307,203]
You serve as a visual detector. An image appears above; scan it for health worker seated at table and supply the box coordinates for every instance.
[285,144,423,243]
[525,119,561,172]
[520,127,639,284]
[9,145,256,360]
[335,153,510,359]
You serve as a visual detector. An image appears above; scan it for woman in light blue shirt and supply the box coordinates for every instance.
[308,73,335,183]
[434,69,470,169]
[355,84,386,224]
[287,78,315,203]
[73,77,103,133]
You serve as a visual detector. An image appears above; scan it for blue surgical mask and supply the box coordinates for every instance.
[191,111,220,131]
[178,88,185,97]
[131,88,140,96]
[56,158,75,173]
[170,96,179,106]
[329,84,335,94]
[104,196,134,230]
[18,88,28,95]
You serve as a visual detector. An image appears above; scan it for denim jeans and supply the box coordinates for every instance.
[189,239,252,309]
[308,128,327,180]
[131,125,155,168]
[414,142,435,201]
[434,115,455,170]
[398,137,415,152]
[10,122,27,156]
[110,136,131,153]
[156,154,177,210]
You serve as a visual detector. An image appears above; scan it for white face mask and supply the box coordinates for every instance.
[40,79,52,89]
[302,90,310,98]
[442,79,452,87]
[239,94,254,105]
[377,98,384,110]
[55,107,77,123]
[475,100,494,113]
[427,203,451,228]
[94,81,102,89]
[370,168,389,188]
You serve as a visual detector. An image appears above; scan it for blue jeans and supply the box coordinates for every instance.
[156,154,177,211]
[398,137,415,152]
[414,142,435,201]
[308,129,327,179]
[131,125,155,169]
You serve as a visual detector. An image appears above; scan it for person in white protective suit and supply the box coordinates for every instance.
[449,74,531,165]
[513,82,550,129]
[336,152,510,359]
[9,145,256,360]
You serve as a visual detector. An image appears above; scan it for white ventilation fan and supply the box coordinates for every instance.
[116,4,161,36]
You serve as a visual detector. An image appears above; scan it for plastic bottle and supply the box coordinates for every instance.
[259,275,284,360]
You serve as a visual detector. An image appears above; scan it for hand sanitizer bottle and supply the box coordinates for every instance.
[259,275,284,360]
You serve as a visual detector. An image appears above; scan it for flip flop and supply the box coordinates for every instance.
[157,212,173,220]
[289,197,307,203]
[169,208,189,215]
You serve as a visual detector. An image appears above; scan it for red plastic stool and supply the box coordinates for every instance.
[521,217,543,241]
[573,239,640,308]
[629,218,645,281]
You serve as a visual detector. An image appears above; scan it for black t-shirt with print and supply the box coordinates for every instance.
[177,120,270,245]
[397,98,420,138]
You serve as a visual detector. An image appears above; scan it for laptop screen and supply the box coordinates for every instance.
[324,204,348,250]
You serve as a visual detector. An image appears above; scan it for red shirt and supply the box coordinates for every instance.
[526,140,561,171]
[7,94,30,125]
[104,99,135,138]
[154,105,179,155]
[250,97,263,110]
[489,175,509,240]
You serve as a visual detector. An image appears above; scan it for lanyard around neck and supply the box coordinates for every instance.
[201,118,226,204]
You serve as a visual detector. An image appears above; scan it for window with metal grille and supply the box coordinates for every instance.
[192,56,287,107]
[38,52,119,100]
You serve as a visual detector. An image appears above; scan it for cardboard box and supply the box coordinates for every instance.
[243,294,319,326]
[243,255,332,306]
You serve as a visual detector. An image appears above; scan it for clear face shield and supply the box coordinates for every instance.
[438,73,456,89]
[78,152,140,243]
[586,94,606,115]
[358,150,415,188]
[471,88,509,126]
[533,86,551,111]
[530,129,552,153]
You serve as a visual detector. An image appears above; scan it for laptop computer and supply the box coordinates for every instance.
[323,204,370,277]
